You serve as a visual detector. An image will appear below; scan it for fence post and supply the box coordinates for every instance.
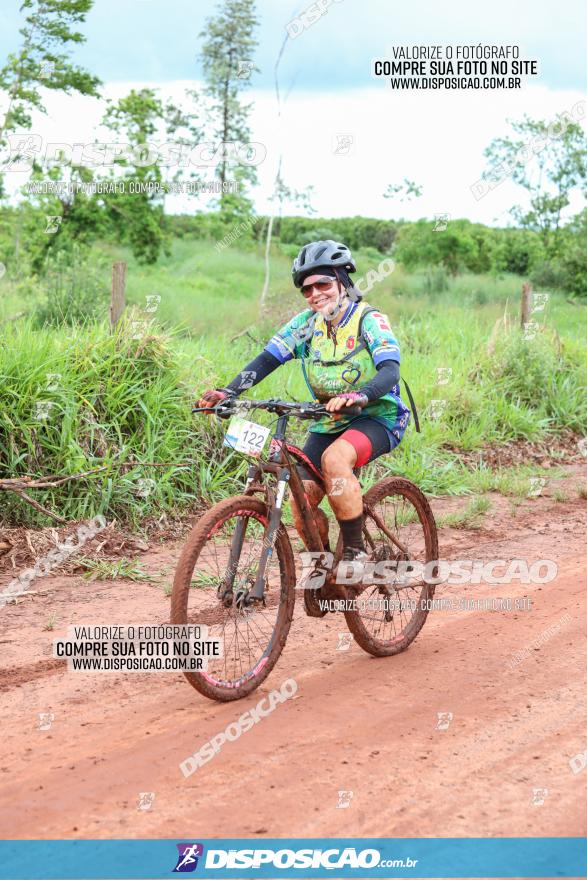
[110,261,126,330]
[520,281,532,328]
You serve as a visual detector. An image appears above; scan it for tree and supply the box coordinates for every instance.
[394,219,477,275]
[0,0,101,268]
[199,0,259,212]
[161,90,203,197]
[101,89,171,264]
[0,0,101,151]
[14,162,108,273]
[553,208,587,296]
[482,115,587,256]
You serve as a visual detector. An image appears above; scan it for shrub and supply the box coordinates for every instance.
[395,219,478,275]
[275,215,399,253]
[485,331,587,432]
[558,242,587,297]
[300,226,339,244]
[530,260,568,291]
[32,254,108,328]
[0,317,233,527]
[419,266,451,296]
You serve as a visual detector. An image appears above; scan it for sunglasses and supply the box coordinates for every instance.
[301,277,336,297]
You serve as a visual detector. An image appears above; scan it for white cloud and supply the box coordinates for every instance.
[2,78,586,225]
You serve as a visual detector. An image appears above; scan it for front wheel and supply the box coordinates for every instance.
[170,495,296,701]
[344,477,439,657]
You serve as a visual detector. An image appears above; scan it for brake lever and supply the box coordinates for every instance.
[192,400,237,418]
[215,404,236,420]
[300,404,364,419]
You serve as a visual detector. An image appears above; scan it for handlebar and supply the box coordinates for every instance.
[192,398,364,421]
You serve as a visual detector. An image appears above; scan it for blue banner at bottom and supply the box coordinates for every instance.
[0,838,586,879]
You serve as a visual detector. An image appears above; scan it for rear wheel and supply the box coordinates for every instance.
[343,477,438,656]
[170,495,296,701]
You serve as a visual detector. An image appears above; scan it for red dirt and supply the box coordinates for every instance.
[0,463,586,841]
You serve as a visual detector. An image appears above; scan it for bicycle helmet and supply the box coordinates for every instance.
[292,240,357,288]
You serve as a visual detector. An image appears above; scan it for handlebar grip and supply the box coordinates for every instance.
[344,405,364,417]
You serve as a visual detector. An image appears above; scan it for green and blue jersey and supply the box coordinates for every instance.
[265,300,410,446]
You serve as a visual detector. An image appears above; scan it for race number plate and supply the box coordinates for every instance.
[224,417,270,457]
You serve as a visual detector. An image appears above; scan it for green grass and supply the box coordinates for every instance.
[1,237,586,529]
[438,496,491,530]
[78,557,157,582]
[43,612,58,631]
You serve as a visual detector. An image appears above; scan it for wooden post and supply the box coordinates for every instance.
[110,261,126,330]
[520,281,532,328]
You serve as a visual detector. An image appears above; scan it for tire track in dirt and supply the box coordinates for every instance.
[0,659,64,691]
[0,468,585,839]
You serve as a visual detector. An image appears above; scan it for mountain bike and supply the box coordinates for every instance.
[171,398,438,702]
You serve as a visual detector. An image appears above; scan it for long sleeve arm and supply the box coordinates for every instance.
[360,359,400,402]
[222,350,282,395]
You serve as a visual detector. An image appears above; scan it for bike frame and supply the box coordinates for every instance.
[194,397,363,608]
[226,411,326,604]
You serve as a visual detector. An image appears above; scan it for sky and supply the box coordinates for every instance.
[1,0,586,224]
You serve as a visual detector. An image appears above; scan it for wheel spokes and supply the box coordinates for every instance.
[186,511,283,685]
[358,490,430,643]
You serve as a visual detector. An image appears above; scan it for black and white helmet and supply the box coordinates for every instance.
[292,240,356,288]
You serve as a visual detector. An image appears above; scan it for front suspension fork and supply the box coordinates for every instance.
[218,464,261,603]
[220,464,291,606]
[248,468,290,602]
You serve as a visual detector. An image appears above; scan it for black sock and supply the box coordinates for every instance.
[338,513,364,550]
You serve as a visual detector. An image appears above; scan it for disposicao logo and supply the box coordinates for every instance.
[173,843,205,872]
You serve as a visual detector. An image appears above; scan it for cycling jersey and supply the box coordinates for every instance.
[265,300,410,444]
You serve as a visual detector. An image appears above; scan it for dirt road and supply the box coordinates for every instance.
[1,464,586,840]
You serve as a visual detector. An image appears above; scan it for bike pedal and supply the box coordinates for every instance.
[303,589,328,618]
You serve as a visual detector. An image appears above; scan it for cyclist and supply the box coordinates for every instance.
[198,239,410,564]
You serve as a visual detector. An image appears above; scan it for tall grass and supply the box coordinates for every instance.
[1,238,586,526]
[0,316,245,528]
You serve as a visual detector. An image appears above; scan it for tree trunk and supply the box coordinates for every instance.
[220,47,236,210]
